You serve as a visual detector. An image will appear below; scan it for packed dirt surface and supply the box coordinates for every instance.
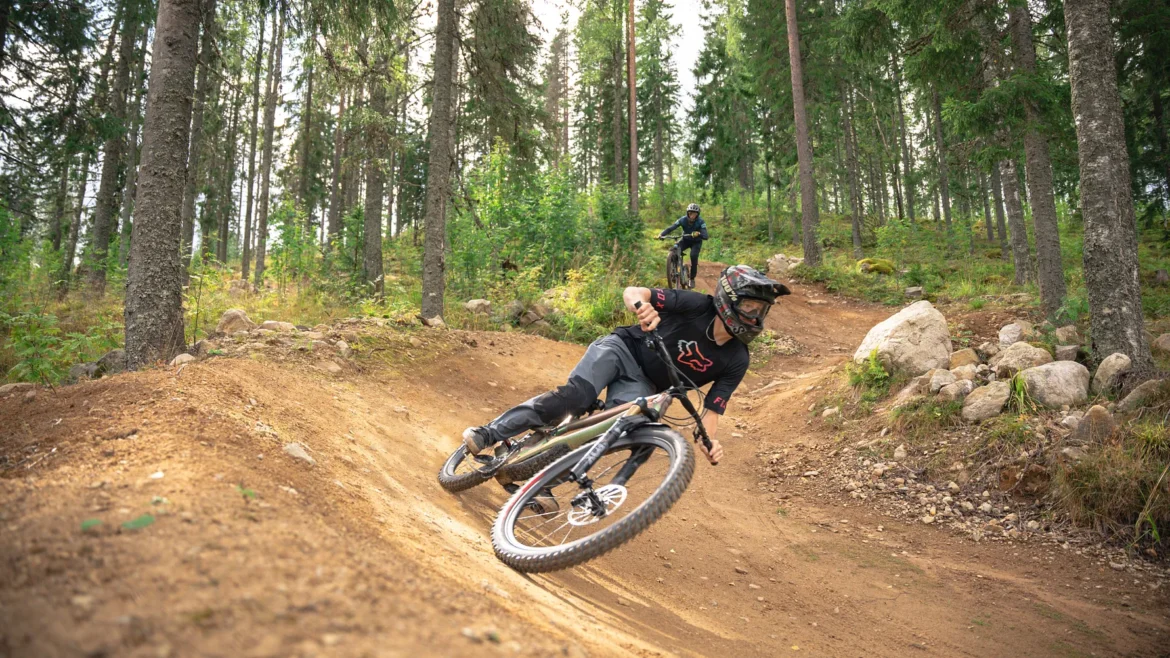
[2,263,1168,657]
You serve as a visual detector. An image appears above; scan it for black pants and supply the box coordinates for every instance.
[678,237,701,279]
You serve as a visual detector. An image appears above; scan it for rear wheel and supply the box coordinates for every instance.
[437,445,497,492]
[491,426,694,573]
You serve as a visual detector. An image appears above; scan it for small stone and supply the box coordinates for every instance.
[821,406,839,418]
[998,321,1034,348]
[735,566,749,575]
[1109,562,1126,571]
[1071,405,1116,444]
[421,316,447,329]
[149,471,164,480]
[0,382,35,396]
[979,502,993,513]
[1026,520,1041,531]
[170,353,196,366]
[1053,326,1080,344]
[893,444,907,461]
[920,515,936,524]
[802,470,819,477]
[283,442,316,465]
[336,340,352,358]
[1055,345,1080,362]
[947,481,960,493]
[904,286,924,299]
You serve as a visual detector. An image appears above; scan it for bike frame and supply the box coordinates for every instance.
[504,394,674,465]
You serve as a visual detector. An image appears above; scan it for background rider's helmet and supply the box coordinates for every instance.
[713,265,791,344]
[686,203,701,214]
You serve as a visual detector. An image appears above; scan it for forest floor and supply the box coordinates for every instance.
[2,262,1168,657]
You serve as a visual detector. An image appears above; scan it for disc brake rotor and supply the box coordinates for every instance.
[567,484,628,526]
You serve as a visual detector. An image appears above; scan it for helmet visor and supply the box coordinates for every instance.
[736,298,771,323]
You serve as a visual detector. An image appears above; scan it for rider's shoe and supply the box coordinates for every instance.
[688,277,696,289]
[462,426,495,454]
[528,488,560,515]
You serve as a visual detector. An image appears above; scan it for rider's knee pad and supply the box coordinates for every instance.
[531,376,599,425]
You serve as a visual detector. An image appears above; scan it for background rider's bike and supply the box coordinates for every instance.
[490,306,715,573]
[657,235,691,290]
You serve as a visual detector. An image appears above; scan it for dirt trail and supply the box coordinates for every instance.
[2,265,1167,657]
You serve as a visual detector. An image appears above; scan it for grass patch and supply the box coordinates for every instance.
[847,350,892,405]
[1054,419,1170,545]
[890,398,964,443]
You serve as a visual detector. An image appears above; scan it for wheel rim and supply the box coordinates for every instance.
[504,441,674,551]
[448,446,501,478]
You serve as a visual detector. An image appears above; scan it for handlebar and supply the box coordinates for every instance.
[633,301,717,463]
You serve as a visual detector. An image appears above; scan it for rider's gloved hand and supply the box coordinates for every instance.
[691,231,701,238]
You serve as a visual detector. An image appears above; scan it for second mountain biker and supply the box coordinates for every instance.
[659,203,708,289]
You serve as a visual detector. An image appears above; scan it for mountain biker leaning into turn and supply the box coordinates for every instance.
[463,265,791,466]
[659,203,708,288]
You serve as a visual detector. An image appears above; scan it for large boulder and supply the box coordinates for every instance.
[216,309,256,334]
[95,349,126,376]
[1019,362,1090,409]
[853,301,952,377]
[949,348,980,369]
[766,254,803,277]
[1152,333,1170,356]
[998,321,1035,348]
[962,381,1011,422]
[994,342,1052,378]
[1117,378,1170,413]
[976,341,1000,362]
[1070,405,1116,444]
[260,320,296,332]
[464,299,492,315]
[1091,353,1132,396]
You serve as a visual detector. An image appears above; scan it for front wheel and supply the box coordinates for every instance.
[491,426,694,573]
[666,251,682,289]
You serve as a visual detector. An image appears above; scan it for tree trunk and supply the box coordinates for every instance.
[1009,1,1065,317]
[180,0,218,272]
[298,28,314,219]
[421,0,457,320]
[626,0,638,218]
[981,170,994,242]
[611,41,624,188]
[930,86,952,232]
[51,159,72,253]
[326,86,346,246]
[1001,158,1033,284]
[765,156,774,242]
[254,10,282,288]
[118,25,150,267]
[785,0,821,265]
[87,4,140,295]
[363,56,387,297]
[242,11,265,280]
[1152,87,1170,204]
[842,85,862,258]
[1066,0,1152,368]
[991,163,1008,252]
[125,0,203,370]
[60,152,90,290]
[218,79,242,263]
[892,53,915,220]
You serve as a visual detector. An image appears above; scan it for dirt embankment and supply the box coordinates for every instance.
[2,268,1167,657]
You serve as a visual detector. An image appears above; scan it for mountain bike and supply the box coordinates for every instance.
[488,305,715,572]
[657,235,692,290]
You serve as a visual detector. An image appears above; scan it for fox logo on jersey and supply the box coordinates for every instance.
[676,340,713,372]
